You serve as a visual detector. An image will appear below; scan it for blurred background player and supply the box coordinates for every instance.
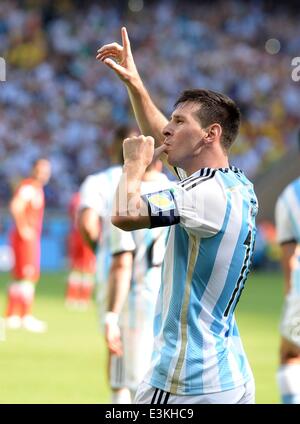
[65,192,96,309]
[105,159,171,404]
[78,125,137,320]
[78,125,137,400]
[5,158,51,333]
[275,130,300,404]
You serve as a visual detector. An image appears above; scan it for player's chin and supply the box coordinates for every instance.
[166,153,176,166]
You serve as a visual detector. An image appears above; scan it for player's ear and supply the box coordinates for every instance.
[204,124,222,144]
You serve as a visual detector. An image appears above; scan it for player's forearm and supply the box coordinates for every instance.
[80,230,98,252]
[282,261,292,295]
[281,243,297,295]
[126,81,168,146]
[78,210,100,251]
[107,276,131,315]
[107,257,132,314]
[115,165,142,214]
[78,224,98,250]
[112,167,149,231]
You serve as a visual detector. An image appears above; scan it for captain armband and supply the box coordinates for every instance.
[142,189,180,229]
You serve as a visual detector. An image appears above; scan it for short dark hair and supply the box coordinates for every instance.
[114,125,133,143]
[112,125,135,163]
[32,157,49,168]
[174,89,241,150]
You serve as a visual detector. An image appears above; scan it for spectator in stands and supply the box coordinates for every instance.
[0,0,299,207]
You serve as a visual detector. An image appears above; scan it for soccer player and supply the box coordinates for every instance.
[105,159,170,404]
[65,192,96,309]
[5,158,51,333]
[97,28,258,404]
[275,155,300,403]
[78,126,136,319]
[78,125,136,403]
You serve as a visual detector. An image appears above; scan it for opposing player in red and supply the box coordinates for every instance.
[65,192,96,309]
[5,158,51,332]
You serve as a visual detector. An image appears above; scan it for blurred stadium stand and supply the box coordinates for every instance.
[254,144,300,222]
[0,0,299,270]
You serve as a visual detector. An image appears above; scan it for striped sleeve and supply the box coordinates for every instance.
[142,171,226,237]
[175,173,226,237]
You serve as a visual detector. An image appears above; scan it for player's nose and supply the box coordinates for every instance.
[162,124,173,137]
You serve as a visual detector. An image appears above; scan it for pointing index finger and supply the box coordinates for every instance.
[121,27,131,52]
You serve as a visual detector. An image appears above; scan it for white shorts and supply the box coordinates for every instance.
[110,324,154,392]
[134,380,255,404]
[280,293,300,347]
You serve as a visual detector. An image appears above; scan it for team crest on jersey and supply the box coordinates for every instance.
[146,190,175,213]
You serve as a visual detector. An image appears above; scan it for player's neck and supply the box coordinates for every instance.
[184,149,229,176]
[30,175,43,186]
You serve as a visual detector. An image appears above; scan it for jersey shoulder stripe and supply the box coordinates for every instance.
[185,170,217,191]
[179,168,208,188]
[179,167,218,187]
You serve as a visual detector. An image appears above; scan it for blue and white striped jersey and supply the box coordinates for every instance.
[142,166,258,395]
[79,165,123,285]
[275,177,300,295]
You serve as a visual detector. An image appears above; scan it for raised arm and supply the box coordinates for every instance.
[96,27,168,147]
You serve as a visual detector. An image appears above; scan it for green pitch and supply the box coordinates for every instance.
[237,270,283,404]
[0,270,283,404]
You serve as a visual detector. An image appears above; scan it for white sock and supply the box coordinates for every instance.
[68,271,81,285]
[19,281,35,299]
[111,388,132,404]
[82,273,94,286]
[277,364,300,404]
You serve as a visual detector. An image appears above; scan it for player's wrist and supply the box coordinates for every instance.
[123,160,147,186]
[105,311,119,325]
[125,71,143,91]
[123,161,146,177]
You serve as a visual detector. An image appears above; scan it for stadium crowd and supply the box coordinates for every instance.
[0,0,299,208]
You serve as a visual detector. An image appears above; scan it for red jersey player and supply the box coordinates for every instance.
[5,158,51,332]
[65,192,96,309]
